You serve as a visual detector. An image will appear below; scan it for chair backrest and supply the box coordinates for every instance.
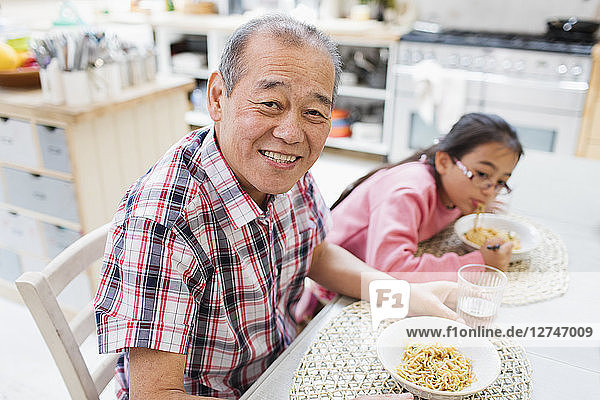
[15,223,118,400]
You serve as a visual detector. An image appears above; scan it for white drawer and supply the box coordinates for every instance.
[36,125,71,173]
[3,167,80,223]
[0,208,44,257]
[41,222,81,259]
[0,247,22,281]
[0,117,39,168]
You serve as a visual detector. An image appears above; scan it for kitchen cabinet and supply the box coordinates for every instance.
[133,13,407,158]
[0,76,195,303]
[577,45,600,160]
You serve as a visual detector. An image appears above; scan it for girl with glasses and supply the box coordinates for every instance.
[319,113,523,299]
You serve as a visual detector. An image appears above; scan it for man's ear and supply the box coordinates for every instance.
[207,71,225,122]
[435,151,452,174]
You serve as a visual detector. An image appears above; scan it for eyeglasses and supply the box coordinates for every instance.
[453,158,512,195]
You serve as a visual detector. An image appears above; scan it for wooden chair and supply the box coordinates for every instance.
[15,223,119,400]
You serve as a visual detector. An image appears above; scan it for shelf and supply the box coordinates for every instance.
[185,111,212,127]
[325,137,388,156]
[337,85,387,101]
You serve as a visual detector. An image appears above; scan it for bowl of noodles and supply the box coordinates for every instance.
[376,317,501,399]
[454,213,541,261]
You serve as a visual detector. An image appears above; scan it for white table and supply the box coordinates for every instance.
[241,150,600,399]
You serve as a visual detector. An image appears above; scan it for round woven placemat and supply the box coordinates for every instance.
[415,215,569,305]
[291,301,532,400]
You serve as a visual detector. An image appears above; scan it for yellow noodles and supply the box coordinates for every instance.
[395,343,475,391]
[464,226,521,250]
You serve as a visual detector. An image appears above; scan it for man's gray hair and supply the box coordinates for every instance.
[218,14,342,107]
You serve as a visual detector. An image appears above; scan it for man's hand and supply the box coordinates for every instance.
[408,281,459,320]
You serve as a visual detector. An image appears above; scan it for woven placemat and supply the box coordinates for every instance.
[415,215,569,305]
[291,301,532,400]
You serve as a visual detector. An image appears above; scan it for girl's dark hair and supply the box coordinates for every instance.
[330,112,523,209]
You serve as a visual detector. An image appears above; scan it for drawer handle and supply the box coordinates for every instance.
[32,191,47,200]
[1,117,8,123]
[48,145,63,155]
[0,136,13,145]
[30,173,41,178]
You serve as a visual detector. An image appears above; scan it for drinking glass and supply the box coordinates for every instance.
[457,264,507,327]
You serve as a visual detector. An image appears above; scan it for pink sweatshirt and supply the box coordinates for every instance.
[328,161,484,282]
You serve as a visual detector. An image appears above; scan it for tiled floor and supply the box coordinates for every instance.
[0,148,382,399]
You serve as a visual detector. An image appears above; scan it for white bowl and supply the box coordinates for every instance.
[454,213,541,261]
[376,317,501,400]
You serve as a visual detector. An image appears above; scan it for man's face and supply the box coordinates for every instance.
[209,33,335,206]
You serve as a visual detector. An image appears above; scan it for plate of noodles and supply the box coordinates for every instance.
[454,213,541,261]
[376,317,501,399]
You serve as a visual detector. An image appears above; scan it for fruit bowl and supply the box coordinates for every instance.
[0,66,41,88]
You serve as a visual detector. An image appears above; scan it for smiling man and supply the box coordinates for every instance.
[94,14,458,400]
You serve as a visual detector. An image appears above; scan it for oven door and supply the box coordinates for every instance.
[389,65,483,162]
[482,75,588,155]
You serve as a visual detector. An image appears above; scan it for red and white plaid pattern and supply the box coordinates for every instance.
[94,128,330,399]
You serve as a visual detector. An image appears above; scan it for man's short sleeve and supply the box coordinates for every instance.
[94,217,199,355]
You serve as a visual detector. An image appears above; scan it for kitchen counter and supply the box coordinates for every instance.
[0,75,194,125]
[105,11,410,44]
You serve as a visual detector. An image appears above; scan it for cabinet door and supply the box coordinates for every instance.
[40,222,81,259]
[3,167,80,223]
[0,209,45,257]
[36,125,71,173]
[0,117,39,168]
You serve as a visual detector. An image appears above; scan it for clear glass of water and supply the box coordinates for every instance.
[457,264,508,327]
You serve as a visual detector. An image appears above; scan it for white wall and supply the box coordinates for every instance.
[414,0,600,34]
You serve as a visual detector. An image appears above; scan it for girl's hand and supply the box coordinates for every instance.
[352,394,414,400]
[408,281,458,320]
[480,239,513,271]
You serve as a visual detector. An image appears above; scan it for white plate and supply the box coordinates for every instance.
[454,213,541,261]
[376,317,501,400]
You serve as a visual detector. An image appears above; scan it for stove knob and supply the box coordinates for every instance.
[460,55,472,67]
[449,54,459,67]
[485,57,496,71]
[571,65,583,76]
[502,59,512,71]
[514,60,525,72]
[474,56,485,69]
[557,64,568,75]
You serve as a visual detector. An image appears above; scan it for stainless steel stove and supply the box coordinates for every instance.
[389,29,596,159]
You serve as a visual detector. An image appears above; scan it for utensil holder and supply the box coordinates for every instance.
[62,70,91,106]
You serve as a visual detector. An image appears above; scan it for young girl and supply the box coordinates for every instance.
[326,112,523,283]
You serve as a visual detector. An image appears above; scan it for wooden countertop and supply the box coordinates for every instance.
[0,75,195,127]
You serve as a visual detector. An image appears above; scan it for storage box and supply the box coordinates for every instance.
[36,125,71,173]
[3,167,80,222]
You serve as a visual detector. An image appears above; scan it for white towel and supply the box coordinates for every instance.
[413,60,467,134]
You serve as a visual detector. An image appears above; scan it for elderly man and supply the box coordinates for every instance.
[94,14,456,400]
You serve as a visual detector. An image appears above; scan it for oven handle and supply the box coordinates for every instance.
[392,64,588,92]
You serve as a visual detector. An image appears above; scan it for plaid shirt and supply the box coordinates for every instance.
[94,127,330,399]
